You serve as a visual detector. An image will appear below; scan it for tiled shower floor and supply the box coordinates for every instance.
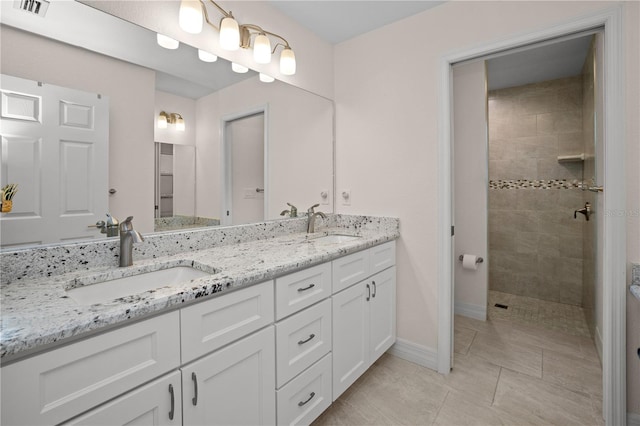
[488,290,591,337]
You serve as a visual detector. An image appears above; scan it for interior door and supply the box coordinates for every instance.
[227,112,265,225]
[0,74,109,247]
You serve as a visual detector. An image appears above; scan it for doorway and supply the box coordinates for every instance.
[221,107,268,226]
[438,7,626,425]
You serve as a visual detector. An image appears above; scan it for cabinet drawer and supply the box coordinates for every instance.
[181,280,274,363]
[276,353,332,426]
[332,249,370,294]
[63,371,182,426]
[276,263,331,320]
[370,241,396,275]
[1,311,181,426]
[275,299,331,388]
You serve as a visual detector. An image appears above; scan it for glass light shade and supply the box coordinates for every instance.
[198,49,218,62]
[259,73,274,83]
[253,34,272,64]
[219,17,240,51]
[280,47,296,75]
[178,0,203,34]
[231,62,249,73]
[157,33,179,50]
[175,116,185,132]
[157,114,168,129]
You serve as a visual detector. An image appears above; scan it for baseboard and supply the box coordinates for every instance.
[595,325,603,363]
[628,412,640,426]
[454,301,486,321]
[387,338,438,371]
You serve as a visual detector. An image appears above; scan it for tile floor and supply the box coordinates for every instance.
[312,314,602,426]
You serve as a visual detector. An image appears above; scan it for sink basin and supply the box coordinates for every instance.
[308,234,361,244]
[65,266,211,305]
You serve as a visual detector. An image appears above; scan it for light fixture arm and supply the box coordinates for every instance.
[239,23,291,51]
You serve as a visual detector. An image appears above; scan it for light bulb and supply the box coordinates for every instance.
[259,73,274,83]
[280,47,296,75]
[157,33,179,50]
[231,62,249,73]
[178,0,203,34]
[198,49,218,62]
[157,113,168,129]
[220,17,240,51]
[253,33,271,64]
[175,116,185,132]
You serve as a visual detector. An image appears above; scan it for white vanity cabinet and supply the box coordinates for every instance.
[181,326,276,426]
[0,311,181,426]
[332,241,396,400]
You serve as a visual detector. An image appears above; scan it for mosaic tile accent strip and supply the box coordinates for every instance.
[489,179,582,190]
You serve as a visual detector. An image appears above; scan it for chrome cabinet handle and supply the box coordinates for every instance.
[191,372,198,406]
[169,384,175,420]
[298,392,316,407]
[298,334,316,345]
[366,283,370,301]
[297,283,315,292]
[372,281,377,298]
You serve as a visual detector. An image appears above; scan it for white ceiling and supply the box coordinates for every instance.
[268,1,445,44]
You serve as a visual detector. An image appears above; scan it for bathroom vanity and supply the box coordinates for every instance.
[0,215,398,425]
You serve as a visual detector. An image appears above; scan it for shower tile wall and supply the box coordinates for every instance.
[488,76,584,305]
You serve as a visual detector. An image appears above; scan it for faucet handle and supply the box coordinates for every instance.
[307,203,320,214]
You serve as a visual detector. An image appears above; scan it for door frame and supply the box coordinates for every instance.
[437,6,626,425]
[220,105,269,226]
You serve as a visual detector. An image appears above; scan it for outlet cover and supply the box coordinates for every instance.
[341,189,351,206]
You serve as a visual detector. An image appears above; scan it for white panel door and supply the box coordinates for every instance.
[0,74,109,247]
[182,326,276,426]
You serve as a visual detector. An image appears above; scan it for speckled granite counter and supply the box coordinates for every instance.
[0,215,399,361]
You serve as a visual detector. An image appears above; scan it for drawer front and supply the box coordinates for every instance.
[276,353,332,426]
[332,249,370,294]
[181,280,274,363]
[63,371,182,426]
[369,240,396,275]
[275,299,332,388]
[275,263,331,320]
[1,311,181,426]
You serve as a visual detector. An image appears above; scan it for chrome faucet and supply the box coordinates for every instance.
[119,216,144,267]
[280,202,298,217]
[306,204,326,233]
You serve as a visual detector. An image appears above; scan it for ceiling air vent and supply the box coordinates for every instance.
[13,0,50,17]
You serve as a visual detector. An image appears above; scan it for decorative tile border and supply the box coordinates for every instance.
[489,179,582,190]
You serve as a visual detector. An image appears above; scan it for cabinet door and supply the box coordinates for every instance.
[369,266,396,364]
[63,371,181,426]
[182,326,276,426]
[331,282,369,400]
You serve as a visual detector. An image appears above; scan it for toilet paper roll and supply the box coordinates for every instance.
[462,254,478,271]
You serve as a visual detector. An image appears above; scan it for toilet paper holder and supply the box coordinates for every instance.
[458,255,484,264]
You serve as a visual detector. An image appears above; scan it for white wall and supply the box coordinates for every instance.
[1,25,156,234]
[334,2,640,390]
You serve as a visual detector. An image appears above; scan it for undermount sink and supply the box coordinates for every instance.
[65,264,213,305]
[308,233,361,244]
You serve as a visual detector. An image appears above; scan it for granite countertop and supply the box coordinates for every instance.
[0,227,398,361]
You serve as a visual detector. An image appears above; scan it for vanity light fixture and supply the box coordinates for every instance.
[198,49,218,62]
[178,0,296,75]
[157,33,179,49]
[231,62,249,73]
[158,111,185,132]
[259,73,275,83]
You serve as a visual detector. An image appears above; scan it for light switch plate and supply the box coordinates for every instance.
[244,188,256,199]
[341,189,351,206]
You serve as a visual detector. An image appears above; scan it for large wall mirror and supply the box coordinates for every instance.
[0,1,334,249]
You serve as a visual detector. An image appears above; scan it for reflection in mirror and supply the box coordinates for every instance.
[0,0,334,250]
